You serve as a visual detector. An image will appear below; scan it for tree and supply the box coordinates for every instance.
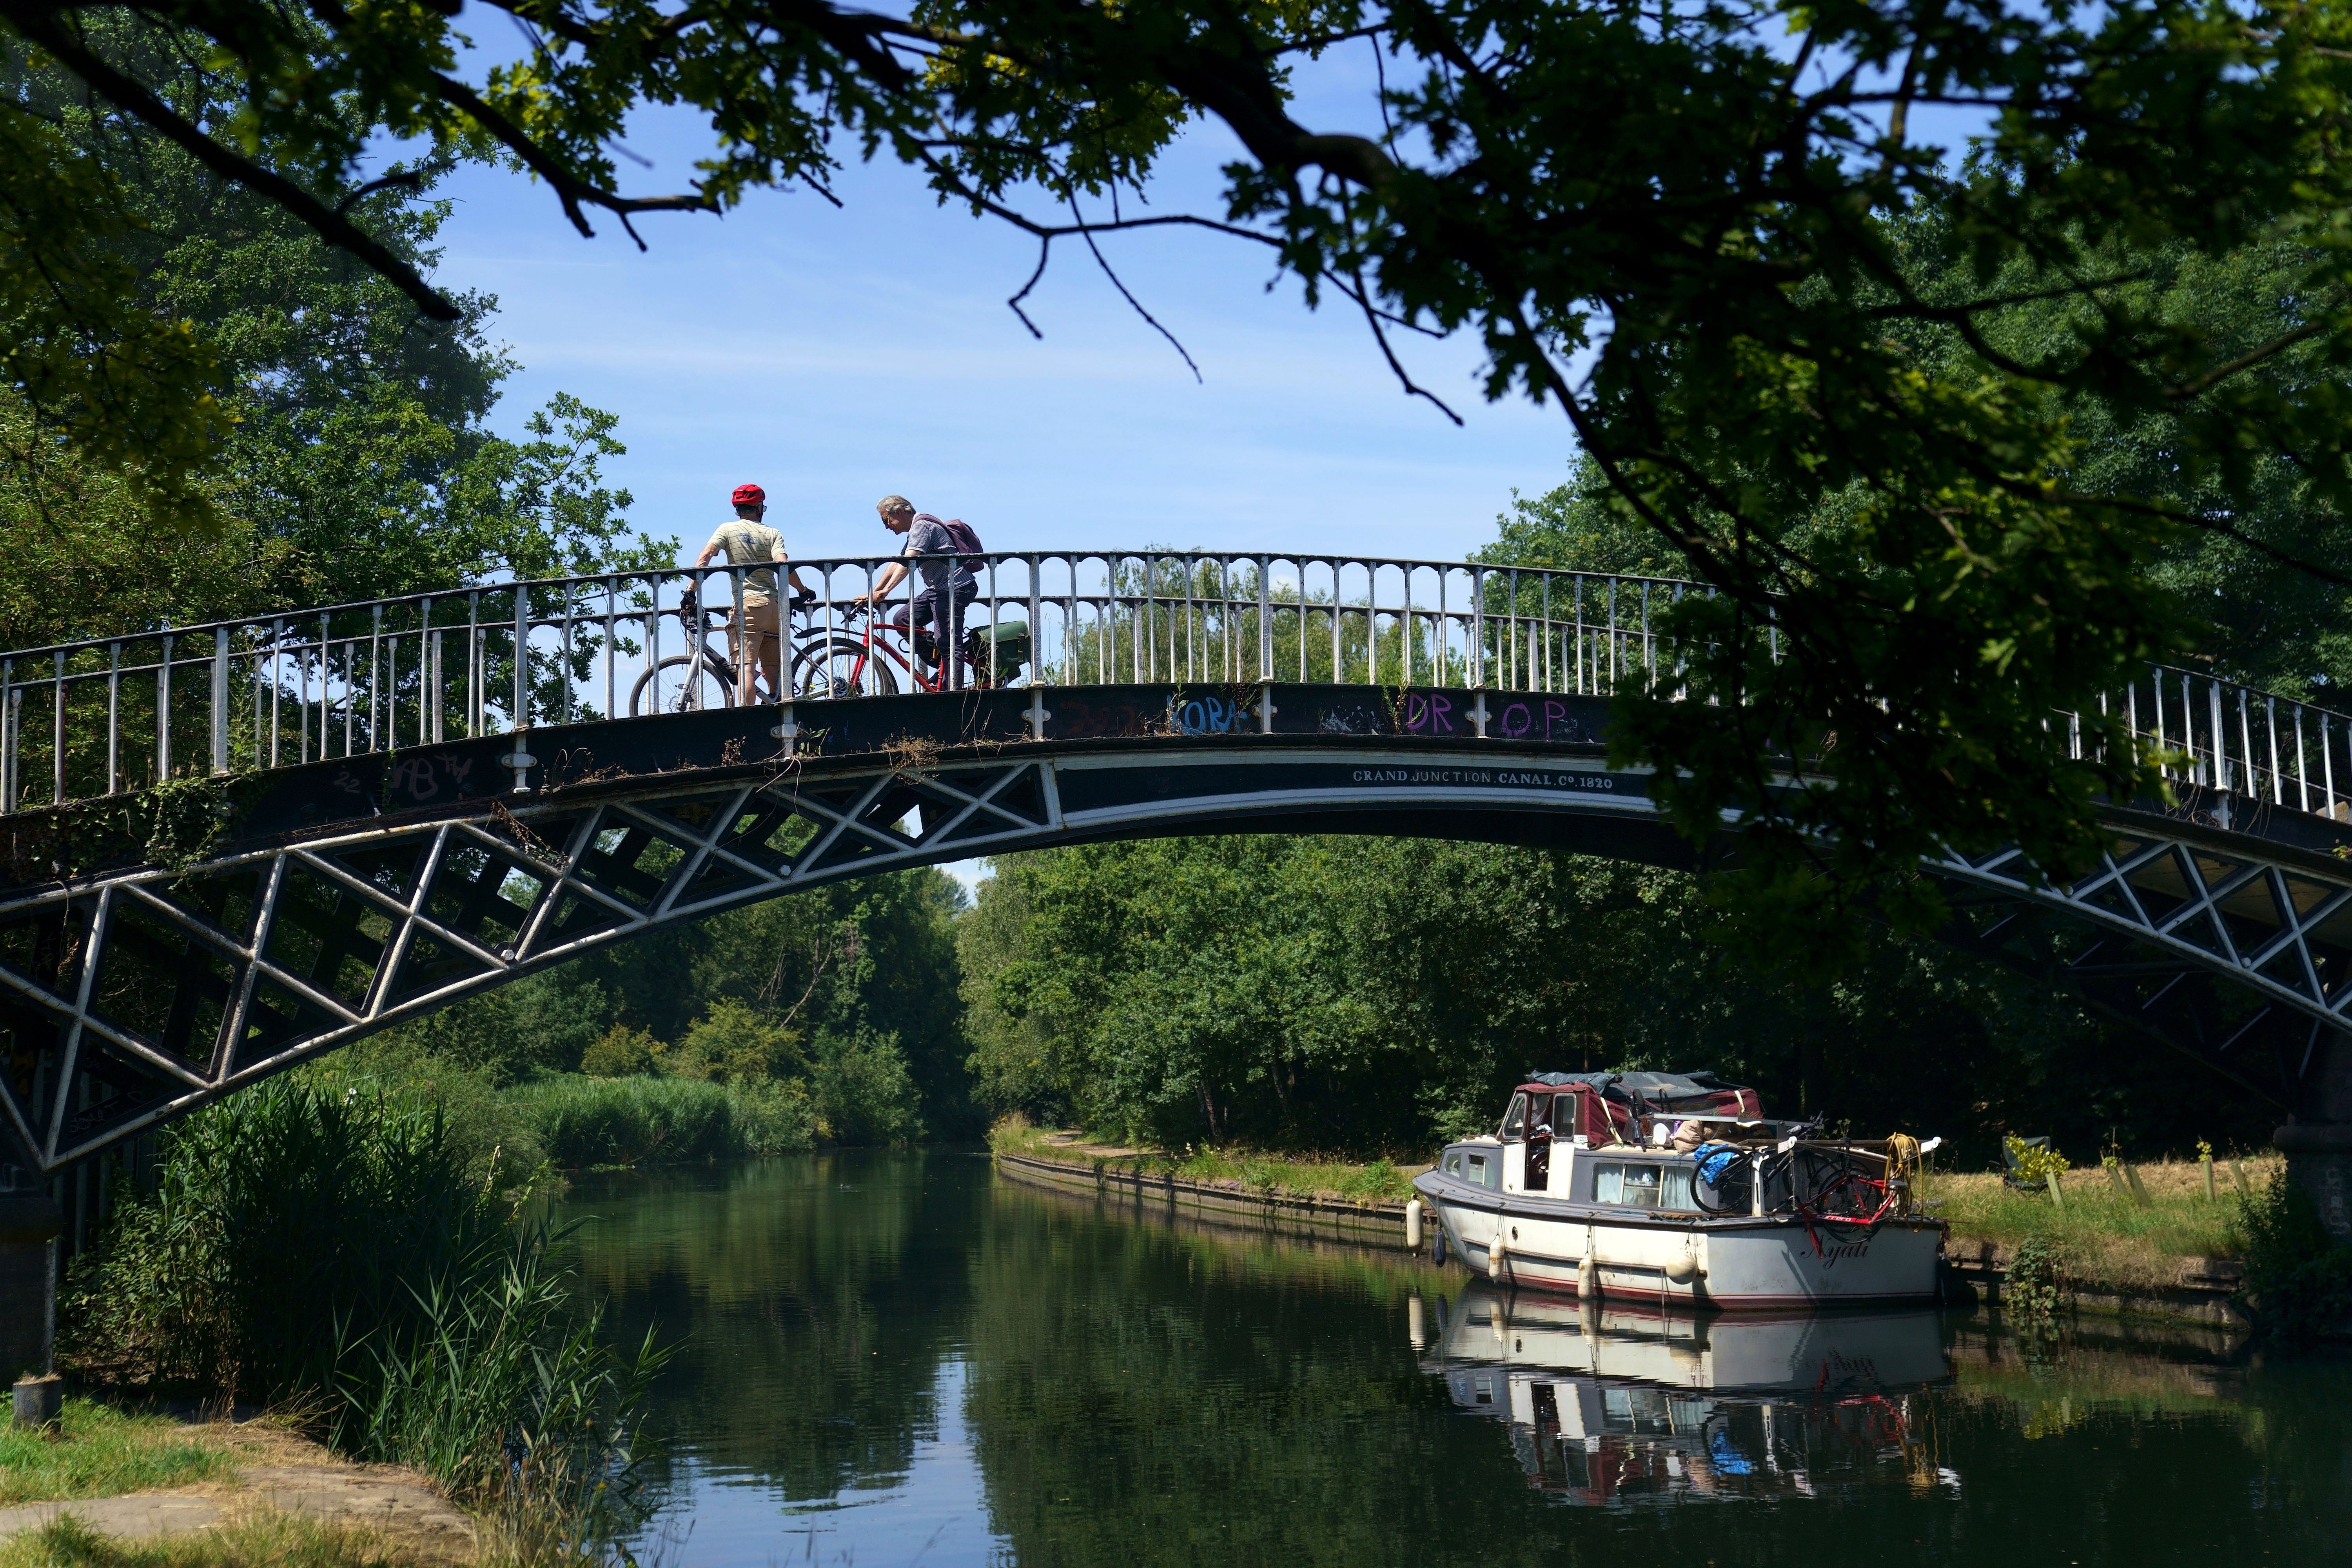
[15,1,2352,927]
[962,834,2274,1162]
[2,27,670,651]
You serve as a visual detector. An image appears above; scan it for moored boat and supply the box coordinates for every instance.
[1411,1072,1945,1308]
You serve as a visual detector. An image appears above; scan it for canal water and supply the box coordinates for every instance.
[557,1151,2352,1568]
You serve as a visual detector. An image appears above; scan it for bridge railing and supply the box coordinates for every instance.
[2,550,2345,829]
[2099,665,2352,823]
[0,552,1680,814]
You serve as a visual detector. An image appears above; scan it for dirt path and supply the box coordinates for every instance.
[0,1419,475,1563]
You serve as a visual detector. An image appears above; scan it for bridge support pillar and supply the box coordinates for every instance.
[0,1192,61,1382]
[2278,1031,2352,1243]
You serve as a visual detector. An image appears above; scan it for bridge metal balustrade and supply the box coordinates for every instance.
[0,549,2340,828]
[7,551,2352,1182]
[0,552,1676,814]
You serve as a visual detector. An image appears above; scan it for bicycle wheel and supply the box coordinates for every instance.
[630,653,736,716]
[792,638,898,699]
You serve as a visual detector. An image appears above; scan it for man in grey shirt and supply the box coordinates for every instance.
[852,494,979,687]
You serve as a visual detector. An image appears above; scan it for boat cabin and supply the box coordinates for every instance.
[1437,1071,1797,1208]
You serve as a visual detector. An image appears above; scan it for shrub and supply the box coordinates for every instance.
[811,1031,922,1145]
[2006,1234,2067,1328]
[62,1077,496,1399]
[2235,1170,2352,1339]
[2006,1134,2071,1189]
[670,999,804,1085]
[581,1023,662,1078]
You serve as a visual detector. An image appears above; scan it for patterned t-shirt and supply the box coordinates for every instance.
[706,519,785,601]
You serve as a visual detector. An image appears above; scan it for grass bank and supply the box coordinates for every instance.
[0,1513,405,1568]
[1922,1155,2277,1291]
[0,1401,229,1504]
[990,1116,1421,1205]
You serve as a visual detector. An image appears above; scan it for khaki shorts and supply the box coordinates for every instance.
[733,597,781,637]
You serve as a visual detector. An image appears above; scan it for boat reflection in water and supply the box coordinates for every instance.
[1418,1286,1958,1505]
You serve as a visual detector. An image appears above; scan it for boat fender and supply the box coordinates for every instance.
[1489,1231,1508,1279]
[1665,1253,1704,1285]
[1576,1252,1597,1299]
[1405,1200,1424,1250]
[1432,1221,1448,1267]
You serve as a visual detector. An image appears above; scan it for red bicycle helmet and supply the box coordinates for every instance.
[731,483,766,507]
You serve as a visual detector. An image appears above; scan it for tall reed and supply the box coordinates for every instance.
[62,1076,664,1556]
[332,1218,667,1552]
[510,1074,814,1166]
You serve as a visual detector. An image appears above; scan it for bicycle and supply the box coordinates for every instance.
[628,582,796,716]
[628,586,1029,713]
[792,601,1029,699]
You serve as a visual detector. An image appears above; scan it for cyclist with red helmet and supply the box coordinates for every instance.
[693,483,809,703]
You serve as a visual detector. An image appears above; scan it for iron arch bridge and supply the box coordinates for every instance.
[3,550,2352,1197]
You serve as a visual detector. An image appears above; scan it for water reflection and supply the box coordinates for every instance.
[1427,1287,1956,1504]
[557,1152,2352,1568]
[559,1152,999,1561]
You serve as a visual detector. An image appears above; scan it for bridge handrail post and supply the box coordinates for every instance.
[318,612,333,760]
[2325,711,2339,819]
[513,584,529,733]
[1,658,13,815]
[47,653,62,806]
[157,633,172,784]
[2181,670,2200,788]
[1469,565,1485,688]
[466,592,482,737]
[1028,557,1044,691]
[426,598,444,745]
[1256,558,1271,683]
[1540,572,1552,692]
[2201,677,2220,799]
[1642,581,1655,693]
[2296,703,2312,813]
[106,643,120,797]
[2258,691,2277,804]
[211,629,229,776]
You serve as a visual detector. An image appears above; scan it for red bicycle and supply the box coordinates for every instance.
[792,603,1029,699]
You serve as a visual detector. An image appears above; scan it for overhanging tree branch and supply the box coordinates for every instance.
[3,2,463,319]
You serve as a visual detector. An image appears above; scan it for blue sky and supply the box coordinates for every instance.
[415,36,1588,895]
[420,44,1576,572]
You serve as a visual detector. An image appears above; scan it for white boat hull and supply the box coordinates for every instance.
[1417,1175,1944,1308]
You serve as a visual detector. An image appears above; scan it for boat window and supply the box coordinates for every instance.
[1466,1150,1492,1189]
[1594,1163,1668,1208]
[1527,1093,1553,1134]
[1662,1166,1695,1210]
[1444,1152,1462,1178]
[1501,1093,1528,1140]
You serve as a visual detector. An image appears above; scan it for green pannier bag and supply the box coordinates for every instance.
[964,619,1030,680]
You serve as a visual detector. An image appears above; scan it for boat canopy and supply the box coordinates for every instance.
[1511,1070,1764,1145]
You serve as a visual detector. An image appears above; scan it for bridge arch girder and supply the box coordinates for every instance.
[4,686,2351,1180]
